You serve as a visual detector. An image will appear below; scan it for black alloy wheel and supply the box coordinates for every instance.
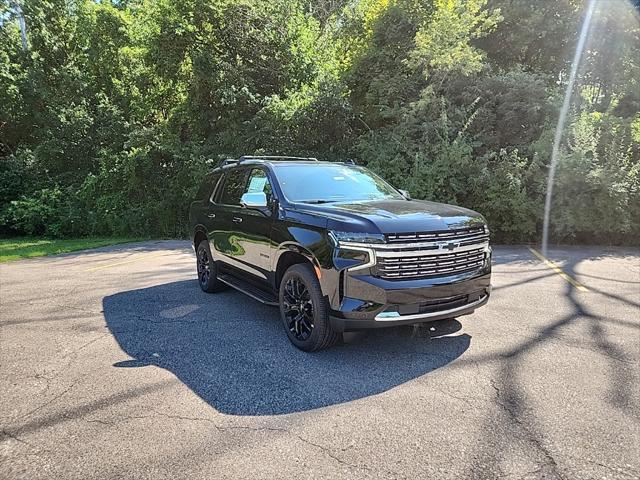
[197,246,211,287]
[282,277,315,341]
[196,240,226,293]
[278,263,340,351]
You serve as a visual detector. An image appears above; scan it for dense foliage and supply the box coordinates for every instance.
[1,0,639,243]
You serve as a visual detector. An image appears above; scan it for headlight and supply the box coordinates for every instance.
[329,231,386,245]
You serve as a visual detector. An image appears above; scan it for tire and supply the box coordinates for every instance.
[279,263,340,351]
[196,240,226,293]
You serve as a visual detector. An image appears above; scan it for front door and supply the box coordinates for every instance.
[212,167,273,282]
[233,167,275,280]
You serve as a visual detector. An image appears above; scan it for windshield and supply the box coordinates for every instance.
[271,164,403,203]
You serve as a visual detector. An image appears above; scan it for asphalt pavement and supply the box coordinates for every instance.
[1,240,638,479]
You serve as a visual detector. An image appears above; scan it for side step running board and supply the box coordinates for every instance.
[217,274,279,306]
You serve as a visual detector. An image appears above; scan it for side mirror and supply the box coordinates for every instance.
[398,189,412,200]
[240,192,267,209]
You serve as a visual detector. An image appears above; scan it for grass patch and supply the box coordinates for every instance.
[0,237,142,263]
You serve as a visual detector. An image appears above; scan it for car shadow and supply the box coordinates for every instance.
[103,280,471,416]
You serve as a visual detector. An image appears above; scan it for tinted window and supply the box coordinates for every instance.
[196,173,220,201]
[245,168,273,204]
[208,173,223,202]
[219,169,248,205]
[208,173,222,200]
[271,164,402,203]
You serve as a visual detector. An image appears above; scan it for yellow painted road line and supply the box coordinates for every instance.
[85,252,166,272]
[528,247,589,292]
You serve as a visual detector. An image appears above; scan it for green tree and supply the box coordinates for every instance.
[0,0,638,243]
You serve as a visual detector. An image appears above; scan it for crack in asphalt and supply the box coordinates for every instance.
[293,435,377,475]
[83,410,405,478]
[60,332,111,359]
[4,333,109,424]
[433,387,480,408]
[489,379,565,480]
[132,314,212,325]
[564,454,640,479]
[17,379,81,421]
[0,429,52,457]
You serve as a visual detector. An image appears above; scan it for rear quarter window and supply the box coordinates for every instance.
[195,173,221,202]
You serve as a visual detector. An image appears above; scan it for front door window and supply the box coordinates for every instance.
[245,168,273,206]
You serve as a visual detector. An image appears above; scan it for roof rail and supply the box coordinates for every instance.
[218,158,239,168]
[217,156,319,169]
[238,155,318,162]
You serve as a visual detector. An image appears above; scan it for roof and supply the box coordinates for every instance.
[214,156,355,170]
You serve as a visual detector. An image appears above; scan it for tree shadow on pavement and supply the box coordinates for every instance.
[463,247,639,479]
[103,280,470,416]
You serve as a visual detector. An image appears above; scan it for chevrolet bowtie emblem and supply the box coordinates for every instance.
[441,242,459,251]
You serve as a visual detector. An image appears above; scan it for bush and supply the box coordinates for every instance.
[1,187,67,237]
[550,112,640,244]
[355,87,546,243]
[0,150,37,210]
[72,130,212,238]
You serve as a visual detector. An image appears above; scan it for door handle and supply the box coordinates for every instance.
[207,213,216,218]
[232,217,243,223]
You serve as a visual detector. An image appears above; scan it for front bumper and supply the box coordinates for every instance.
[329,269,491,332]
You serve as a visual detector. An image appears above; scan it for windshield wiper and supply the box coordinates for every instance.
[300,199,338,204]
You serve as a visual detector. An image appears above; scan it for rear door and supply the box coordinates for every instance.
[209,168,250,270]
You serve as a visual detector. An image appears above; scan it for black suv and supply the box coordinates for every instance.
[190,156,491,351]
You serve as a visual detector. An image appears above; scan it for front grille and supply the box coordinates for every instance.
[386,226,486,244]
[376,247,486,280]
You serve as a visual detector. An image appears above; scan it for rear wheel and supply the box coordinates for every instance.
[196,240,226,293]
[279,263,339,351]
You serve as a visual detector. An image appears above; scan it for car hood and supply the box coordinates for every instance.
[294,199,486,234]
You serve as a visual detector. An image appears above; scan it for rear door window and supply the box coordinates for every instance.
[218,169,249,206]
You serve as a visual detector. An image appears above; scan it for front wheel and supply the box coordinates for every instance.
[196,240,226,293]
[279,263,340,351]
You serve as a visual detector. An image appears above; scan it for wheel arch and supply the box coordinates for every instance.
[274,245,320,289]
[193,226,207,250]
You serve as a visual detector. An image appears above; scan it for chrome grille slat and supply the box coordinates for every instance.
[375,228,488,280]
[380,262,484,279]
[340,234,489,252]
[375,241,488,257]
[379,260,484,272]
[386,227,485,244]
[379,261,484,271]
[379,250,484,267]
